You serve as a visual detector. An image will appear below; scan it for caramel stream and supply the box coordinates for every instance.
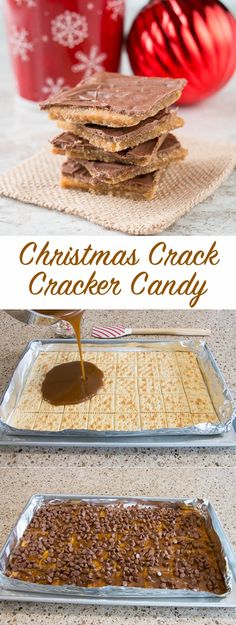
[35,310,103,406]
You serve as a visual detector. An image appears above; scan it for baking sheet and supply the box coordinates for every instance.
[0,494,233,603]
[0,423,235,447]
[0,339,235,438]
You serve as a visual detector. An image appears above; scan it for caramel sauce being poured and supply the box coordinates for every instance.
[35,310,103,406]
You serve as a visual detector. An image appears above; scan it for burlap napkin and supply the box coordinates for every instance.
[0,137,235,235]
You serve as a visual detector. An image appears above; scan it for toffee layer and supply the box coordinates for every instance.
[61,167,165,200]
[51,132,168,166]
[61,136,187,185]
[57,109,184,152]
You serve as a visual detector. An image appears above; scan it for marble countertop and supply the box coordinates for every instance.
[0,8,235,236]
[0,308,235,468]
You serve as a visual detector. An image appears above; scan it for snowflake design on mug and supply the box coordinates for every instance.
[51,11,88,48]
[42,77,68,96]
[72,46,107,79]
[9,26,33,61]
[106,0,125,20]
[14,0,37,7]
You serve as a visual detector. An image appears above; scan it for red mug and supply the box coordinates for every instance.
[5,0,125,102]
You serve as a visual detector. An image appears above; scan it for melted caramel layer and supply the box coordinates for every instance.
[34,310,103,405]
[42,361,104,405]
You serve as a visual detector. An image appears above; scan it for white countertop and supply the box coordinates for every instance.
[0,3,235,235]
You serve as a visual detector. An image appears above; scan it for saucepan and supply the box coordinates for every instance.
[5,310,83,328]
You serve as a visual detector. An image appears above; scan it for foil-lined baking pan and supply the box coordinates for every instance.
[0,338,235,437]
[0,426,236,448]
[0,494,233,602]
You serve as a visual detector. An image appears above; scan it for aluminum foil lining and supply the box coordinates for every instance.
[0,495,233,600]
[0,339,235,438]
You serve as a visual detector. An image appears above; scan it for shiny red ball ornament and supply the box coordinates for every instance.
[127,0,236,105]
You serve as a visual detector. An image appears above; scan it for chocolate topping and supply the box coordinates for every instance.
[56,107,185,156]
[51,132,82,149]
[40,72,186,116]
[51,131,168,163]
[54,132,177,160]
[61,134,181,183]
[62,159,83,176]
[6,501,227,594]
[61,160,160,192]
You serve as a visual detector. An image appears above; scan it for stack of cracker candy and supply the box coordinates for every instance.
[40,72,187,201]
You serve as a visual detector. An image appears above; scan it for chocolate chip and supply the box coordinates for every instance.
[6,501,227,594]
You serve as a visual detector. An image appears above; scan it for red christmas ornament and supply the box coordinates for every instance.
[127,0,236,105]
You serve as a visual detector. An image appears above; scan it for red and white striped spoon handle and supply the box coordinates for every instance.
[92,325,127,338]
[92,326,211,338]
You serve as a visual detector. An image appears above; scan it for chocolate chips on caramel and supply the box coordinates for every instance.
[40,72,187,201]
[7,501,226,594]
